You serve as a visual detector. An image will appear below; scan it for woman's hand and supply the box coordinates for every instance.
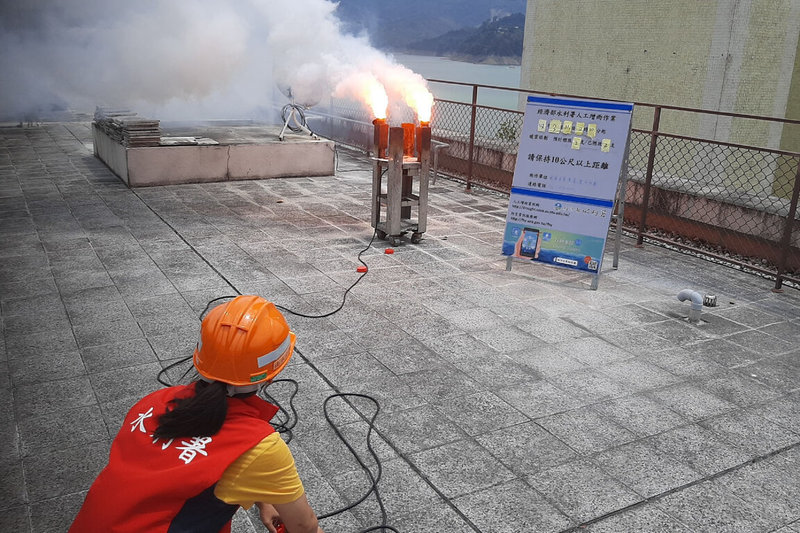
[513,232,524,258]
[256,502,283,533]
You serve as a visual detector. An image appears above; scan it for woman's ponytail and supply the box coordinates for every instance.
[153,381,229,440]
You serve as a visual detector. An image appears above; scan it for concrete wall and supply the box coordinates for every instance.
[623,179,800,269]
[227,142,335,181]
[127,146,230,186]
[93,126,335,187]
[520,0,800,147]
[92,124,129,185]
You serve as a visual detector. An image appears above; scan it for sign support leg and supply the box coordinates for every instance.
[612,128,633,269]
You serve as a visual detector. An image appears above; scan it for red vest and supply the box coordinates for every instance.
[70,385,278,533]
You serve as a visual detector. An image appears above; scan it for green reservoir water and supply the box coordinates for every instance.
[394,54,523,111]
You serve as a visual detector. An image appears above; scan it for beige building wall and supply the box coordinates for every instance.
[775,37,800,197]
[784,35,800,154]
[520,0,800,148]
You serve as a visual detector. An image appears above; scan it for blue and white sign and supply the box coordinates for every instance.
[502,95,633,274]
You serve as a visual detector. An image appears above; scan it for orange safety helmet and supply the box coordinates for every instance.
[193,295,296,386]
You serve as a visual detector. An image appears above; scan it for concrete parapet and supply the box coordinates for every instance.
[92,123,335,187]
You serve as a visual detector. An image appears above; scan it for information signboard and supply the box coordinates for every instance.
[502,95,633,283]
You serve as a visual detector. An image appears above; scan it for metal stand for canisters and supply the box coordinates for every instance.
[371,124,431,246]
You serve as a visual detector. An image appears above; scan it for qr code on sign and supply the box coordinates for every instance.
[588,260,598,271]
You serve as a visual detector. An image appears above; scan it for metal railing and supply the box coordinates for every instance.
[309,80,800,291]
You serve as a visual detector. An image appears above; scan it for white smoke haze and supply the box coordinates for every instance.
[0,0,433,123]
[260,0,433,122]
[0,1,260,120]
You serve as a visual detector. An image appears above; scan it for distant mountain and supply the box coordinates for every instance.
[334,0,526,49]
[401,13,525,64]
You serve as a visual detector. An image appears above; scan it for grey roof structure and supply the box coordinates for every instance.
[2,123,799,533]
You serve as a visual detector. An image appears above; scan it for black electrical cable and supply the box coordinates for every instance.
[156,229,378,387]
[195,231,379,321]
[156,354,193,388]
[258,378,299,444]
[316,391,400,533]
[259,234,402,532]
[274,228,378,319]
[316,393,383,520]
[153,229,399,531]
[200,295,238,318]
[259,368,399,532]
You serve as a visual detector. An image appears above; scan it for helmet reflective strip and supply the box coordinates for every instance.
[256,334,292,368]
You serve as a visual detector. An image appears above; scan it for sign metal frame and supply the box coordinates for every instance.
[503,95,634,290]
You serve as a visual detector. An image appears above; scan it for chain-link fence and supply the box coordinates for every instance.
[626,113,800,290]
[312,82,800,290]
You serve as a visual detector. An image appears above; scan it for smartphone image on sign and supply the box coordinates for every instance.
[520,227,540,258]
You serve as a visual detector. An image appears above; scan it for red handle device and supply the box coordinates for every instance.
[275,524,286,533]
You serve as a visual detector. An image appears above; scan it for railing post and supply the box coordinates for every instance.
[773,159,800,292]
[466,84,478,191]
[636,106,661,246]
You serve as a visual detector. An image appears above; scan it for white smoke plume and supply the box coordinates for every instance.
[0,0,432,122]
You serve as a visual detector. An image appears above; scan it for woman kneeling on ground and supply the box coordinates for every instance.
[70,295,324,533]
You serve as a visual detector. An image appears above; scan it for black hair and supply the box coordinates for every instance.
[153,380,229,440]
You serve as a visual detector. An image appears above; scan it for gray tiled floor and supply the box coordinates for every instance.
[2,123,800,532]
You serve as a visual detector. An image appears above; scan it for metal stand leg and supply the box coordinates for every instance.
[279,107,319,141]
[386,127,404,239]
[278,120,290,142]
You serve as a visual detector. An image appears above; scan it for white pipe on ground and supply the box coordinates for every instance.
[677,289,703,323]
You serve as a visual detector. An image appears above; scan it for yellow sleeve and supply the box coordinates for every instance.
[214,432,305,508]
